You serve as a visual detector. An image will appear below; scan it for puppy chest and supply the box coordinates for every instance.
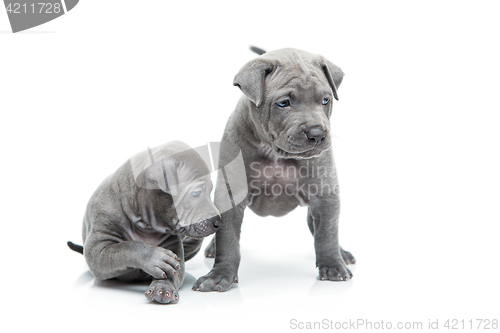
[248,160,299,188]
[247,159,307,211]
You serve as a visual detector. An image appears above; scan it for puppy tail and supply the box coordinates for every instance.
[67,241,84,254]
[250,46,266,55]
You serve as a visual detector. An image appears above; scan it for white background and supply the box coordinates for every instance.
[1,1,499,332]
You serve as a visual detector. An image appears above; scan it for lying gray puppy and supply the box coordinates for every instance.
[68,141,221,303]
[194,47,355,292]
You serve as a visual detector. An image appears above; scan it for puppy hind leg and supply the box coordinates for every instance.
[116,269,151,282]
[145,236,185,304]
[204,236,216,258]
[307,208,315,235]
[183,237,204,261]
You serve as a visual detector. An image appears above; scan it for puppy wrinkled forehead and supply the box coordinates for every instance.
[130,141,211,185]
[176,168,211,188]
[266,69,328,100]
[264,54,329,93]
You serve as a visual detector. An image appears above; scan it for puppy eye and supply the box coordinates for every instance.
[276,100,290,108]
[191,191,201,197]
[322,98,330,105]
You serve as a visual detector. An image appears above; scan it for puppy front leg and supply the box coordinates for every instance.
[84,234,180,281]
[309,193,352,281]
[193,160,247,292]
[193,203,244,292]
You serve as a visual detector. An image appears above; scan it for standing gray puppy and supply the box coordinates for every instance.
[68,141,221,303]
[193,48,355,292]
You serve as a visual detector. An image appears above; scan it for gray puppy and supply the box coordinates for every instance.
[68,141,221,303]
[193,48,355,292]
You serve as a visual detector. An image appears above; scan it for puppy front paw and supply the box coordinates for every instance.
[142,247,181,280]
[318,262,352,281]
[192,267,238,292]
[204,240,215,258]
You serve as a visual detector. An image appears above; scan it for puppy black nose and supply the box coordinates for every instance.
[209,216,221,229]
[304,126,326,145]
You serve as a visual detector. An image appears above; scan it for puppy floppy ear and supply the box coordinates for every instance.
[319,57,344,101]
[233,59,274,108]
[145,159,180,196]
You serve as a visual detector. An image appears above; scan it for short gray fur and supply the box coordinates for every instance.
[68,141,221,304]
[193,48,355,292]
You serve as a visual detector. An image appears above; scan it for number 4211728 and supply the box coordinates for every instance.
[5,3,62,14]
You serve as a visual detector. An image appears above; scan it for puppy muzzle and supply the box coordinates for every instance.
[177,216,221,238]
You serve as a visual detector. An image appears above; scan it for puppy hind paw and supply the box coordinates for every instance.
[341,248,356,265]
[204,240,215,258]
[145,280,179,304]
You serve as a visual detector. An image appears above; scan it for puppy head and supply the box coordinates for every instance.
[234,48,344,159]
[133,142,220,238]
[167,169,221,239]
